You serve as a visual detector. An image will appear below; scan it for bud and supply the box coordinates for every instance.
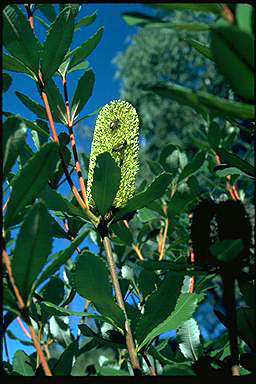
[87,100,139,209]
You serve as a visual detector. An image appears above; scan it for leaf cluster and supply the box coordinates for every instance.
[2,3,255,377]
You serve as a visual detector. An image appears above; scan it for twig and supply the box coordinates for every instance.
[141,351,157,376]
[24,4,34,30]
[102,235,141,376]
[189,247,196,294]
[215,155,240,201]
[63,76,89,208]
[36,322,43,368]
[27,323,52,376]
[123,220,144,260]
[158,204,169,260]
[17,316,32,339]
[221,4,234,23]
[3,249,25,311]
[38,69,99,226]
[159,218,169,261]
[2,248,52,376]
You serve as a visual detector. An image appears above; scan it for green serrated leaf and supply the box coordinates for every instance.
[49,214,70,239]
[138,269,159,299]
[67,60,90,74]
[17,143,34,169]
[148,83,255,120]
[178,151,205,182]
[41,6,75,83]
[111,221,133,245]
[215,166,248,178]
[37,4,56,23]
[71,69,95,121]
[137,207,161,223]
[32,228,89,293]
[92,152,121,216]
[44,78,67,124]
[74,11,97,31]
[3,53,37,80]
[150,3,222,14]
[177,318,203,361]
[208,121,221,150]
[71,251,125,329]
[138,292,204,350]
[3,117,27,181]
[13,351,35,376]
[147,159,164,176]
[12,202,53,303]
[71,251,113,303]
[159,143,178,171]
[69,27,104,69]
[15,91,47,120]
[185,39,213,61]
[122,11,162,26]
[3,5,41,74]
[31,119,49,149]
[211,21,254,101]
[3,281,20,315]
[39,185,89,221]
[122,11,210,31]
[41,301,117,328]
[136,273,184,346]
[79,324,126,350]
[41,276,65,305]
[144,22,210,31]
[236,4,253,35]
[216,148,255,178]
[57,56,71,78]
[113,172,172,221]
[4,142,59,228]
[53,339,79,376]
[5,116,49,141]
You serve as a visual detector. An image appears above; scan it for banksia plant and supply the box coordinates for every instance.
[87,100,139,210]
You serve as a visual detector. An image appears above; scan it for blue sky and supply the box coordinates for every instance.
[3,3,156,364]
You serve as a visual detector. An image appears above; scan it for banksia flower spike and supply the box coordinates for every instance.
[87,100,139,209]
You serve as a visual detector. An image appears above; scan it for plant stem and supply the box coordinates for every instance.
[222,272,240,376]
[38,71,99,226]
[63,76,89,208]
[102,236,141,376]
[2,248,52,376]
[141,351,156,376]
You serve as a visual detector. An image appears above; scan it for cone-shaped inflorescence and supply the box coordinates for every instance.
[87,100,139,209]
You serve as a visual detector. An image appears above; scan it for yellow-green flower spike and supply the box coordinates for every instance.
[87,100,139,209]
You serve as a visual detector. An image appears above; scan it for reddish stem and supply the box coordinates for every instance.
[63,77,89,208]
[222,4,234,23]
[2,248,52,376]
[17,317,32,339]
[24,4,34,30]
[38,70,88,212]
[215,154,240,201]
[2,249,25,311]
[123,220,144,260]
